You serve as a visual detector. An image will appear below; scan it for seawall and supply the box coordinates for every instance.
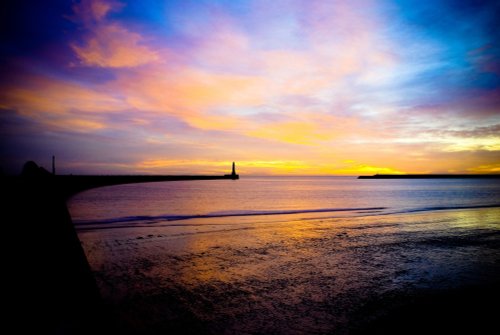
[3,173,238,334]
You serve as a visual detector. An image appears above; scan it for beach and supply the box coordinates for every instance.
[76,206,500,334]
[4,1,499,333]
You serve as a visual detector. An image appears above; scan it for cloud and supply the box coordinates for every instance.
[467,163,500,173]
[70,0,159,68]
[442,138,500,152]
[71,23,160,68]
[112,66,262,129]
[0,75,126,132]
[70,0,123,24]
[433,124,500,139]
[246,112,361,145]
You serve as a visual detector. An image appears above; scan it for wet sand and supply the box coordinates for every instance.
[77,207,500,334]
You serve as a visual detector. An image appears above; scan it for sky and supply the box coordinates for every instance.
[0,0,499,175]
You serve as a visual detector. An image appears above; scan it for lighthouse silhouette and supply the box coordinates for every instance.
[225,162,239,179]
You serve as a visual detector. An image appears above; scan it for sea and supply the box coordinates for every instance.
[68,176,500,334]
[69,176,500,228]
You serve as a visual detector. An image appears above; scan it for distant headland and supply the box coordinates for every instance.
[358,174,500,179]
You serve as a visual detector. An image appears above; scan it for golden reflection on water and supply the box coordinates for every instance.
[448,207,500,229]
[175,221,327,285]
[159,208,500,286]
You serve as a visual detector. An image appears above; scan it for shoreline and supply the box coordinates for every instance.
[72,203,500,233]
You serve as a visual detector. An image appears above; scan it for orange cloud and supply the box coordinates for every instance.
[247,113,360,145]
[249,121,330,144]
[72,23,159,68]
[467,164,500,173]
[3,76,126,115]
[1,75,125,132]
[47,118,105,132]
[70,0,159,68]
[114,66,263,129]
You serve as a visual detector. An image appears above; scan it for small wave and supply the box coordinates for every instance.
[387,203,500,216]
[73,206,387,226]
[73,204,500,227]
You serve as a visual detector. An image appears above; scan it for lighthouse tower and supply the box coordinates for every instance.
[225,162,239,179]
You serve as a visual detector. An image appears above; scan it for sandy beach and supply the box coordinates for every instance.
[76,207,500,334]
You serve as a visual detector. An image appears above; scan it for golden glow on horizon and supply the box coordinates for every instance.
[136,159,410,176]
[331,165,405,175]
[467,164,500,173]
[138,159,309,170]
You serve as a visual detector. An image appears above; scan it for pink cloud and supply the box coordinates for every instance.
[70,0,159,68]
[71,23,160,68]
[70,0,124,24]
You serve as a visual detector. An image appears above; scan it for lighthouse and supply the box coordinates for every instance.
[225,162,239,179]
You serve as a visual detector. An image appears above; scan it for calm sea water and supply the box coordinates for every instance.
[69,176,500,228]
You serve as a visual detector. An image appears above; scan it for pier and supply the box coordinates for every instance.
[3,161,240,334]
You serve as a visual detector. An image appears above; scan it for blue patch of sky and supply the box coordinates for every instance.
[112,0,172,35]
[234,1,305,51]
[128,0,304,51]
[375,0,499,106]
[391,0,499,76]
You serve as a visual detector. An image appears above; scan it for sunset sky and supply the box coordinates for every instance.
[1,0,499,175]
